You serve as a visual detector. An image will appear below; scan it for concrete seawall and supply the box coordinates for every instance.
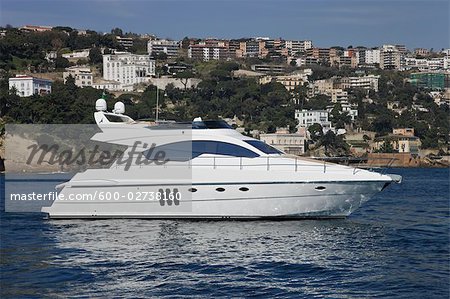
[367,153,450,168]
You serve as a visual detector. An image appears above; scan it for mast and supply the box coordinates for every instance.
[156,85,159,123]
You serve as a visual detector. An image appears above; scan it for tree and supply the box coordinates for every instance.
[76,58,88,65]
[54,56,71,69]
[308,123,323,142]
[378,141,396,153]
[156,52,168,61]
[330,103,352,129]
[111,28,123,36]
[89,47,102,64]
[319,130,350,156]
[175,71,195,90]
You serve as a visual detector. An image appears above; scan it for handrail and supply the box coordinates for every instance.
[108,155,397,174]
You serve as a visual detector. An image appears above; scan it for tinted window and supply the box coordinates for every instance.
[192,120,232,129]
[144,140,259,161]
[244,140,283,154]
[195,141,259,158]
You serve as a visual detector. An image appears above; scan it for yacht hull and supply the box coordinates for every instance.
[42,180,390,219]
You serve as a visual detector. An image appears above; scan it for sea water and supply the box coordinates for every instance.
[1,168,449,298]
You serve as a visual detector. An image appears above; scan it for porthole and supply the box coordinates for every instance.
[239,187,249,192]
[188,188,197,193]
[315,186,326,191]
[216,187,225,192]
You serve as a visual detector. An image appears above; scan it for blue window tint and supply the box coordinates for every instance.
[244,140,283,154]
[193,141,259,158]
[144,141,259,161]
[192,120,232,129]
[144,141,192,161]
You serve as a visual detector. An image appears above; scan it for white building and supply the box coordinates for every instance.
[103,52,155,86]
[188,45,228,61]
[45,51,57,61]
[9,75,52,97]
[63,66,93,87]
[148,39,179,59]
[340,74,380,92]
[92,79,125,92]
[295,109,332,133]
[380,45,403,70]
[285,40,313,54]
[116,36,133,49]
[62,49,90,60]
[364,49,381,64]
[404,57,449,71]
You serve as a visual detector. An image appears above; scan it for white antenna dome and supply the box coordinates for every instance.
[95,98,107,111]
[113,101,125,114]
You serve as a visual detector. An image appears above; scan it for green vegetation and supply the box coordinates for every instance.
[0,27,448,152]
[0,26,148,71]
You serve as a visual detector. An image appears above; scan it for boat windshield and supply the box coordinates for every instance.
[244,140,283,155]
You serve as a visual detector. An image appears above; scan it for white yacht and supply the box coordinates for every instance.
[42,100,401,219]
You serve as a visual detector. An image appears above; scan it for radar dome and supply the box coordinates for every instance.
[113,101,125,114]
[95,98,107,111]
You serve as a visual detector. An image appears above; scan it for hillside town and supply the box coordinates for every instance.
[1,24,449,169]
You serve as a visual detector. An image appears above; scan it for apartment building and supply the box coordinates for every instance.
[404,57,449,71]
[9,75,52,97]
[116,36,133,49]
[333,54,359,69]
[103,52,155,86]
[188,45,228,61]
[414,48,430,56]
[313,78,335,95]
[331,89,348,103]
[307,48,330,62]
[340,75,380,91]
[239,40,260,58]
[148,39,180,59]
[63,66,93,87]
[250,64,287,74]
[395,45,407,54]
[380,45,403,70]
[285,40,313,55]
[295,109,332,132]
[259,72,309,91]
[409,72,449,90]
[228,39,243,58]
[364,49,381,65]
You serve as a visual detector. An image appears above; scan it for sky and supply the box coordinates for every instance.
[0,0,448,49]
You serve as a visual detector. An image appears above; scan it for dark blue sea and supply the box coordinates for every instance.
[1,168,449,298]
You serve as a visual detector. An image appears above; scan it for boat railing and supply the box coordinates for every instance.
[110,155,397,174]
[312,156,398,174]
